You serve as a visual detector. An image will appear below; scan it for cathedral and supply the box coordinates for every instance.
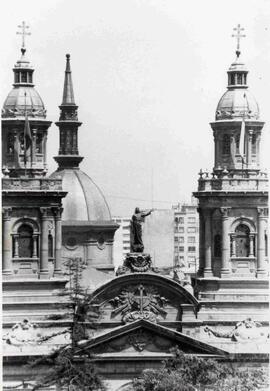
[2,24,269,390]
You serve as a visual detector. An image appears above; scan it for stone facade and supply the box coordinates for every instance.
[2,32,269,391]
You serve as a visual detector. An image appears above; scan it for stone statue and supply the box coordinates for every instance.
[130,207,154,253]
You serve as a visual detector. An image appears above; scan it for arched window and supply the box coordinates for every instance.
[214,234,221,257]
[222,134,230,155]
[48,233,54,259]
[235,224,250,257]
[18,224,33,258]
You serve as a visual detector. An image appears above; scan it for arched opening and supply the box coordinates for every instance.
[48,233,54,259]
[18,224,33,258]
[214,234,221,257]
[235,224,250,257]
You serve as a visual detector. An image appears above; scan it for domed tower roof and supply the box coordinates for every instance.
[50,54,112,222]
[215,26,259,121]
[2,46,46,119]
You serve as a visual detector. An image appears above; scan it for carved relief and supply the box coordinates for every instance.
[93,329,173,354]
[205,318,269,341]
[109,284,167,324]
[125,253,152,273]
[3,319,41,346]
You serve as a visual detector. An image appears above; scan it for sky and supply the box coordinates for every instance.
[1,0,270,216]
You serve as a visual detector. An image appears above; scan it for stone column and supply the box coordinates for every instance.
[2,207,13,275]
[256,208,267,278]
[43,131,48,169]
[247,130,253,168]
[256,132,261,168]
[249,234,255,257]
[231,234,236,257]
[204,209,213,277]
[31,129,37,167]
[53,207,63,275]
[213,131,218,168]
[13,234,19,258]
[197,207,205,277]
[32,234,38,258]
[40,207,49,278]
[220,207,231,277]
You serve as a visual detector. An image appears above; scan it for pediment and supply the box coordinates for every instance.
[91,274,199,324]
[78,320,227,356]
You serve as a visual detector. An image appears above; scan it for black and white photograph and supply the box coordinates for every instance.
[1,0,269,390]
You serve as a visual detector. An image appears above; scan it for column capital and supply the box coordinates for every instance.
[2,207,12,220]
[257,208,267,218]
[40,207,50,219]
[52,207,63,219]
[220,207,231,217]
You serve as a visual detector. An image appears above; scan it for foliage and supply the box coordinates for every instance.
[133,348,268,391]
[29,257,105,391]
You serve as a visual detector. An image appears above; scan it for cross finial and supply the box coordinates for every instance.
[16,21,31,49]
[232,24,246,58]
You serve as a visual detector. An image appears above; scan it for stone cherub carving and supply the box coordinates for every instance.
[130,207,154,253]
[205,318,269,342]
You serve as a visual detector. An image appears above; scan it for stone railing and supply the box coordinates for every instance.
[198,177,268,191]
[2,178,63,191]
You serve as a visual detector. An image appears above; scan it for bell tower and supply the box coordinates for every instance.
[2,22,51,178]
[194,25,268,281]
[2,22,67,279]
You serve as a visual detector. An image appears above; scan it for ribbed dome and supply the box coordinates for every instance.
[50,169,111,221]
[2,86,46,118]
[215,89,259,121]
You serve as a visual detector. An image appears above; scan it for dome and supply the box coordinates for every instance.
[215,89,259,121]
[50,169,111,221]
[2,86,46,118]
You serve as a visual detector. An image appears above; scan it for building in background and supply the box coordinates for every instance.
[112,216,131,269]
[143,209,174,268]
[172,200,199,272]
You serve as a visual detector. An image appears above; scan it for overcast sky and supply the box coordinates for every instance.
[1,0,270,216]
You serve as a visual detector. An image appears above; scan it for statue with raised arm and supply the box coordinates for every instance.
[130,207,154,253]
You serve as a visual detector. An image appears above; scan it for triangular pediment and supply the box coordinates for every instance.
[77,320,228,356]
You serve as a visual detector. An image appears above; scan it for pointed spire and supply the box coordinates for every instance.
[54,54,83,169]
[62,54,75,105]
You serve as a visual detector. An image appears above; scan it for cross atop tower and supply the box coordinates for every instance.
[232,24,246,58]
[16,21,31,49]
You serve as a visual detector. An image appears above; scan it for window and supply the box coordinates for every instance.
[214,234,222,257]
[179,237,184,243]
[7,132,14,153]
[188,237,195,243]
[237,73,242,84]
[36,133,43,153]
[188,217,196,223]
[222,134,230,154]
[187,227,196,233]
[21,71,27,83]
[18,224,33,258]
[252,133,256,154]
[179,246,184,252]
[178,217,184,224]
[174,237,179,242]
[235,224,250,257]
[236,134,240,153]
[188,246,196,252]
[15,72,20,83]
[48,234,54,258]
